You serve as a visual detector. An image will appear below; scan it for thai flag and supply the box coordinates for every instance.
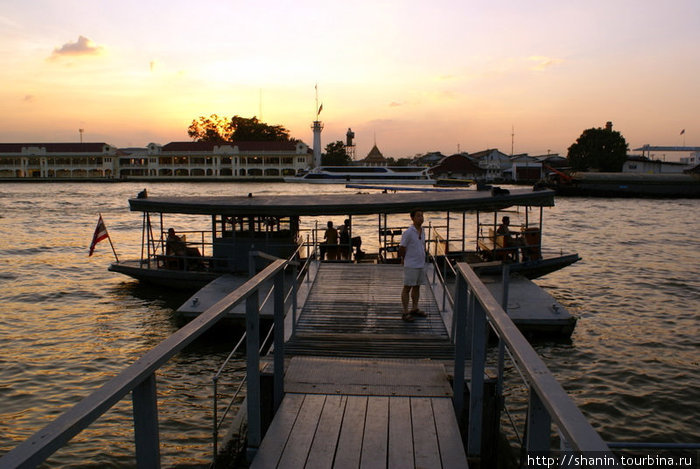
[88,215,109,256]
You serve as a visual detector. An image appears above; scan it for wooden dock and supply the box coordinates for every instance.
[250,263,468,467]
[252,357,467,469]
[285,264,454,359]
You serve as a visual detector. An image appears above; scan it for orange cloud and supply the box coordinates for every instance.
[49,36,104,59]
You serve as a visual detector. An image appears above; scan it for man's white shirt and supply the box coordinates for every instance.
[400,224,426,268]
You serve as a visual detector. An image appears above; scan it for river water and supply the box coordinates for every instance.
[0,182,698,467]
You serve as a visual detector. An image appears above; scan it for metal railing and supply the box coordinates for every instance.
[210,245,306,461]
[451,262,615,466]
[0,258,293,469]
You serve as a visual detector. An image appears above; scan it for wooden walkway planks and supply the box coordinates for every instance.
[250,394,468,469]
[282,356,452,397]
[286,264,454,359]
[250,356,467,469]
[250,264,469,467]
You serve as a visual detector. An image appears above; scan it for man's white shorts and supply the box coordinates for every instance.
[403,267,425,286]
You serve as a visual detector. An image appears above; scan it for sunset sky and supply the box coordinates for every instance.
[1,0,699,160]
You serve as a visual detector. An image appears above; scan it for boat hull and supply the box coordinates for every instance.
[444,253,581,279]
[284,176,435,184]
[109,260,220,290]
[553,172,700,198]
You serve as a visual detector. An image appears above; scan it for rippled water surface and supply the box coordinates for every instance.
[0,183,698,467]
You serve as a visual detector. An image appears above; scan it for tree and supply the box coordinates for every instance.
[567,125,629,172]
[322,141,352,165]
[187,115,294,143]
[229,115,293,142]
[187,114,232,143]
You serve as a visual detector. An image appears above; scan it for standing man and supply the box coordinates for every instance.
[399,209,427,322]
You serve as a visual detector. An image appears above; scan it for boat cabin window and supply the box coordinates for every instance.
[216,215,299,239]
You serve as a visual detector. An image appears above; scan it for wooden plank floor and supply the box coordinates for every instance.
[250,357,468,469]
[285,264,455,359]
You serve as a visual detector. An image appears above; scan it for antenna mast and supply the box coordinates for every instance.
[511,125,515,156]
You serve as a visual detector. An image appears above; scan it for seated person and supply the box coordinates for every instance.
[339,220,351,260]
[339,219,364,261]
[323,221,339,260]
[496,216,522,261]
[166,228,203,269]
[166,228,186,256]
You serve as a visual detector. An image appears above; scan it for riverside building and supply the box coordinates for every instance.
[0,141,311,180]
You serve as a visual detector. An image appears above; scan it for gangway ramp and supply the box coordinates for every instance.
[285,263,454,359]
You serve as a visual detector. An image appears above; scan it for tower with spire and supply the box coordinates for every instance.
[311,85,323,168]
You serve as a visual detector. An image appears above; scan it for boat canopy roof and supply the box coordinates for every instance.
[128,188,555,217]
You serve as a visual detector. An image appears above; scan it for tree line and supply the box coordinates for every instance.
[188,114,631,171]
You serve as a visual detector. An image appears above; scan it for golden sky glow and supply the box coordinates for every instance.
[1,0,699,159]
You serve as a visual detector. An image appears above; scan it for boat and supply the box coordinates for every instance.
[108,187,578,288]
[547,171,700,198]
[283,165,434,184]
[433,177,473,187]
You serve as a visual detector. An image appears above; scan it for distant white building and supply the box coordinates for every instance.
[469,149,511,181]
[506,154,543,181]
[680,152,700,166]
[0,142,118,178]
[0,141,311,179]
[622,156,688,174]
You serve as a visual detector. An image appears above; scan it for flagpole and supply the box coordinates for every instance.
[100,213,120,263]
[107,233,119,263]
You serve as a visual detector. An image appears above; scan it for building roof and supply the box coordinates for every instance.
[0,143,112,154]
[129,188,555,216]
[417,152,446,164]
[469,149,507,159]
[362,144,387,163]
[161,141,300,152]
[633,145,700,152]
[510,154,539,162]
[430,154,484,175]
[625,155,688,166]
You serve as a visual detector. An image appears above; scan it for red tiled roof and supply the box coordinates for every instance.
[161,141,217,151]
[0,143,111,154]
[161,141,300,152]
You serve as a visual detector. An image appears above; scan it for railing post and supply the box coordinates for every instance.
[292,263,298,334]
[273,270,285,412]
[246,253,261,460]
[212,376,218,463]
[468,293,487,459]
[132,373,161,469]
[452,274,468,418]
[497,264,510,404]
[526,389,551,460]
[442,255,447,312]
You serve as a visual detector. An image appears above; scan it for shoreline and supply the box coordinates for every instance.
[0,177,285,183]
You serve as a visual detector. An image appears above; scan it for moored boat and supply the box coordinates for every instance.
[108,187,578,288]
[283,165,434,184]
[548,171,700,198]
